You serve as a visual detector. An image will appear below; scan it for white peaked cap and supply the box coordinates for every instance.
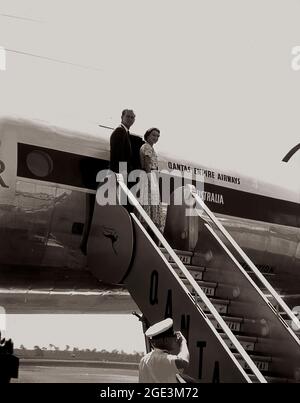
[145,318,174,339]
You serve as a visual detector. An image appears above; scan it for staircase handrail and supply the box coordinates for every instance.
[187,184,300,343]
[116,174,267,383]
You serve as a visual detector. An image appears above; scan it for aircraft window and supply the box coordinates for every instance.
[26,150,54,178]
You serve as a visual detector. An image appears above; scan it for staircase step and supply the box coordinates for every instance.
[234,353,271,372]
[177,270,241,301]
[161,249,193,265]
[160,247,297,381]
[201,266,237,283]
[201,266,244,284]
[220,333,257,352]
[182,279,217,297]
[171,263,205,281]
[162,247,277,279]
[172,266,242,301]
[195,293,261,318]
[207,314,243,332]
[207,314,271,337]
[196,297,230,315]
[191,251,214,267]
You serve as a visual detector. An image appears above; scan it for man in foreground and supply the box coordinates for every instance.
[139,318,190,383]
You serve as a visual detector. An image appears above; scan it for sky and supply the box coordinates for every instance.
[0,1,300,353]
[3,314,146,353]
[0,0,300,172]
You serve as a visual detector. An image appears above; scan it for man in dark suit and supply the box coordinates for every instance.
[110,109,144,210]
[110,109,139,174]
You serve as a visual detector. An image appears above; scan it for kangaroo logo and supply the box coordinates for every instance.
[101,226,119,255]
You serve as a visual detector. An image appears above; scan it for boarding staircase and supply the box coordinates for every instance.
[87,175,300,383]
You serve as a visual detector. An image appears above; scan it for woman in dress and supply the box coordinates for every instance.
[139,127,164,233]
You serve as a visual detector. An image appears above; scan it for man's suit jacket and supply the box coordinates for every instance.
[110,125,144,173]
[110,125,132,173]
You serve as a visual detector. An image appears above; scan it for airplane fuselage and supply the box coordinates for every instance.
[0,117,299,313]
